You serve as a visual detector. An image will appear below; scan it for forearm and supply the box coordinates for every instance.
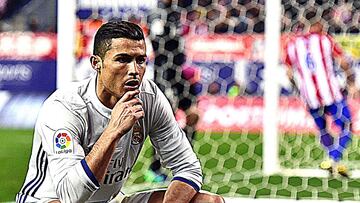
[163,180,197,203]
[85,90,143,182]
[54,161,102,202]
[85,130,120,182]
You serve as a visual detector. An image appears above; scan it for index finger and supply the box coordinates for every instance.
[124,97,143,107]
[119,90,140,103]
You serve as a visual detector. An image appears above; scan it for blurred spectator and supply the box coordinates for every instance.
[228,83,241,97]
[0,0,8,18]
[28,16,39,32]
[208,81,221,95]
[234,17,249,33]
[0,0,56,32]
[214,21,230,33]
[206,7,221,22]
[244,61,264,96]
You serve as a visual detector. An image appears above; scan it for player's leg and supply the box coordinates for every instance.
[117,189,224,203]
[309,106,335,173]
[309,107,334,151]
[189,191,225,203]
[326,100,352,177]
[147,190,224,203]
[327,99,352,161]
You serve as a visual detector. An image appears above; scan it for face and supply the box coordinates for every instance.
[95,38,147,104]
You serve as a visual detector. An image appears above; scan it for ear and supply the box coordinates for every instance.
[90,55,102,72]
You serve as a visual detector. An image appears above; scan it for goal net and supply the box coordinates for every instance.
[61,0,360,201]
[270,0,360,179]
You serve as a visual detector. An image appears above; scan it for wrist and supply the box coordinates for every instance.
[102,127,125,141]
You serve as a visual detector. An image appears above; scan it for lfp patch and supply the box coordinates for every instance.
[53,129,74,155]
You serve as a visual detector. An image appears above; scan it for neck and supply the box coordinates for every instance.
[96,79,119,109]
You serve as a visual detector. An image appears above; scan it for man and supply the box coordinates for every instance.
[16,21,223,203]
[284,21,355,177]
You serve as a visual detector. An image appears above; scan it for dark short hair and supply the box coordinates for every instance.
[93,21,145,59]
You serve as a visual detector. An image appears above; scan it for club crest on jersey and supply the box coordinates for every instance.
[53,129,74,154]
[131,123,144,145]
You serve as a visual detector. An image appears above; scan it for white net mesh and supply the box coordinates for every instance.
[73,0,360,200]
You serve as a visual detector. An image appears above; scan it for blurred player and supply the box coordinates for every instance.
[284,21,355,177]
[16,21,223,203]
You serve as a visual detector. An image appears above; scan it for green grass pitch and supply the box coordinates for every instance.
[0,129,33,202]
[1,129,360,202]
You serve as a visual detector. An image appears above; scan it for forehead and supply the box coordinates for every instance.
[106,38,146,56]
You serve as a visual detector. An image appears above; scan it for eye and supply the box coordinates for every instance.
[136,57,147,65]
[116,56,132,63]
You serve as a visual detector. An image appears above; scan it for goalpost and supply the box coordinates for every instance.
[262,0,330,178]
[56,0,76,88]
[263,0,281,176]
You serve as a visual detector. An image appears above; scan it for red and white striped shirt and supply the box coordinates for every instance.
[285,33,344,109]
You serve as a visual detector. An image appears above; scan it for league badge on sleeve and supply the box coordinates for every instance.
[53,129,74,154]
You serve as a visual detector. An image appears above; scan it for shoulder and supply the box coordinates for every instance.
[41,79,91,118]
[139,78,171,113]
[322,33,333,40]
[37,79,92,132]
[309,33,333,44]
[286,34,302,49]
[49,79,90,108]
[139,78,158,97]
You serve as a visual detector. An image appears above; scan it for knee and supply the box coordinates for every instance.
[48,200,61,203]
[211,194,225,203]
[203,194,225,203]
[192,193,225,203]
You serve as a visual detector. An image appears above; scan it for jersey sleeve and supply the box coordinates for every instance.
[284,49,292,67]
[148,84,203,192]
[326,34,343,57]
[283,40,294,67]
[35,95,99,202]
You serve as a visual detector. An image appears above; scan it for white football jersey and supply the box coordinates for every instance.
[285,33,344,109]
[16,75,202,203]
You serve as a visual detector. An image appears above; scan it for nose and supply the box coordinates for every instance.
[128,60,139,77]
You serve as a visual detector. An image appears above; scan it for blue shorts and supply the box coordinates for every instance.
[309,99,351,130]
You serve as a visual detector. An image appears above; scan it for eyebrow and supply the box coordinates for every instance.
[114,53,147,58]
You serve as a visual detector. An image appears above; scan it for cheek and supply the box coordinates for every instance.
[139,66,146,76]
[101,70,113,81]
[104,66,123,77]
[101,70,121,86]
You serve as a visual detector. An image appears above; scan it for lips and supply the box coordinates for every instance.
[124,79,140,89]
